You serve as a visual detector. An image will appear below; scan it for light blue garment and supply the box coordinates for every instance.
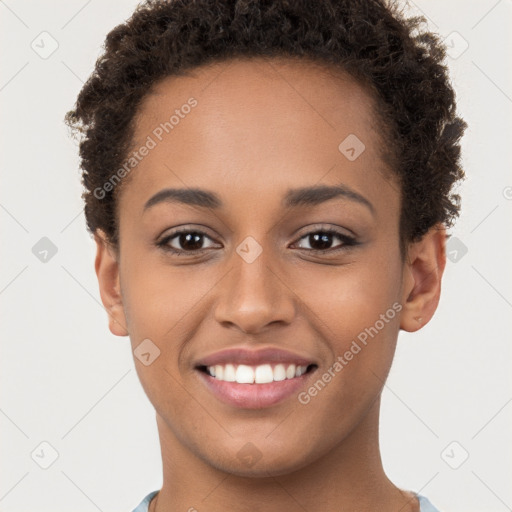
[418,493,443,511]
[131,490,442,511]
[132,490,158,512]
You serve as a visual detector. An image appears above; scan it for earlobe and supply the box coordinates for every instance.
[399,224,447,333]
[94,229,129,337]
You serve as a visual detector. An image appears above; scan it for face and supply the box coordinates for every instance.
[95,57,443,477]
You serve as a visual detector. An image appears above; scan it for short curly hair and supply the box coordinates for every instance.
[64,0,466,255]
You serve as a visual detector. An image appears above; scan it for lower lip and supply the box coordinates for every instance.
[196,368,316,409]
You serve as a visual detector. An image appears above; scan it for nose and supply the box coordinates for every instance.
[213,244,296,334]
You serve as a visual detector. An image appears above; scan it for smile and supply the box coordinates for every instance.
[195,363,318,409]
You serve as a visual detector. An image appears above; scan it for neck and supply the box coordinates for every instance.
[149,397,419,512]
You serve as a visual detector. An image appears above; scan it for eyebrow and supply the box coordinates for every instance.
[144,188,221,211]
[143,184,374,215]
[283,184,374,214]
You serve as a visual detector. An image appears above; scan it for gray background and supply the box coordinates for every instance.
[1,0,511,510]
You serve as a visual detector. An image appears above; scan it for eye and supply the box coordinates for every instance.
[156,229,219,255]
[293,229,358,253]
[156,226,358,256]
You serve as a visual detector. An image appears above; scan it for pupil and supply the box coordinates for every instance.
[311,233,332,250]
[180,233,202,250]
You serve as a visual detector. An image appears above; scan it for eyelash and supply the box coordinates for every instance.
[156,227,359,256]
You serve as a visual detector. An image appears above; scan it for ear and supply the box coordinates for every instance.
[94,229,129,337]
[400,223,447,332]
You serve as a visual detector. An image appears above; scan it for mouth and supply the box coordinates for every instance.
[194,362,319,409]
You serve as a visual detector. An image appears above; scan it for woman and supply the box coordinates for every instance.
[65,0,466,510]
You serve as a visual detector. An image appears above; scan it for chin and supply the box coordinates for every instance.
[202,442,316,478]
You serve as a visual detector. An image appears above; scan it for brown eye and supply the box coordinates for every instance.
[294,229,357,253]
[157,230,218,254]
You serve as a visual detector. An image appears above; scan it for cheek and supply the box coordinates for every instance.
[120,258,237,410]
[121,257,217,341]
[293,256,402,390]
[290,265,401,439]
[294,258,402,343]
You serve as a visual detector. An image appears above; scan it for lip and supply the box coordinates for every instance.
[194,346,317,368]
[195,365,318,409]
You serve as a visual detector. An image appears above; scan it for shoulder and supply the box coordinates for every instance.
[417,493,443,512]
[131,490,159,512]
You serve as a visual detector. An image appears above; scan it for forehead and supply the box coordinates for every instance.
[142,56,376,116]
[119,56,396,213]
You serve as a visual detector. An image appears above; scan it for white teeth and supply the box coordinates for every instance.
[224,364,236,382]
[273,364,286,381]
[205,363,310,383]
[285,364,296,379]
[255,364,273,384]
[235,364,254,384]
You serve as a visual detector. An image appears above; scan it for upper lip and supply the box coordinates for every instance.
[194,347,318,368]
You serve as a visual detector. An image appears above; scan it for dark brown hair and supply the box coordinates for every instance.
[64,0,466,254]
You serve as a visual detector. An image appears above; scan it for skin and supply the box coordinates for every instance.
[94,57,446,512]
